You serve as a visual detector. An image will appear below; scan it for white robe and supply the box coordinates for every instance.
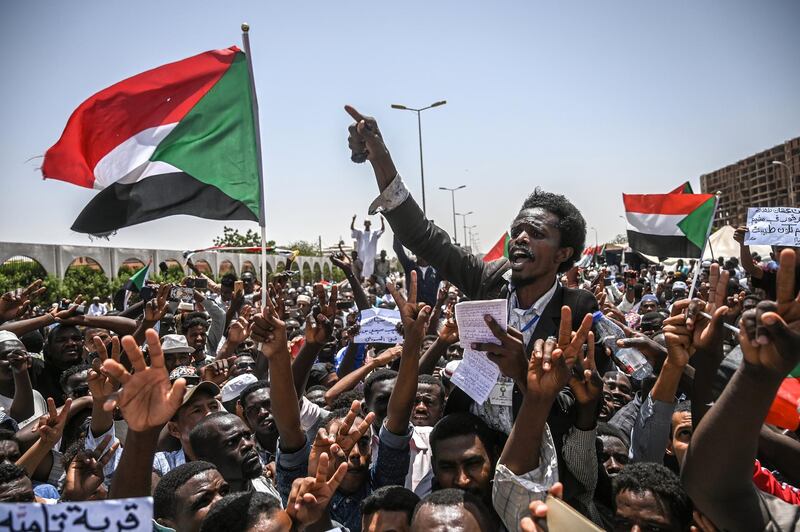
[352,228,384,278]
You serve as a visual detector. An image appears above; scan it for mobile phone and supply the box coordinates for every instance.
[234,280,244,293]
[169,286,194,302]
[193,278,208,289]
[337,301,354,309]
[139,286,156,302]
[546,495,604,531]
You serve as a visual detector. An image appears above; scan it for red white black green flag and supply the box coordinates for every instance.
[42,46,261,236]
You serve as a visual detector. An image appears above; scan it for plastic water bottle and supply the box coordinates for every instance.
[591,311,653,381]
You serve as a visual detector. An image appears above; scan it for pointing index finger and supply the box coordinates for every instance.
[345,105,365,123]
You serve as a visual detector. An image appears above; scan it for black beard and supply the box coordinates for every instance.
[510,271,539,287]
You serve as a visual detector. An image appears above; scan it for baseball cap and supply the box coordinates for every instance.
[160,334,195,354]
[168,365,220,406]
[221,373,258,403]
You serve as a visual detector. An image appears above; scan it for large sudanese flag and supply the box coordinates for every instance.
[623,193,715,258]
[42,46,261,236]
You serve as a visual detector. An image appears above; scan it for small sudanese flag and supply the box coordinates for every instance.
[483,233,510,263]
[623,193,715,258]
[42,46,261,236]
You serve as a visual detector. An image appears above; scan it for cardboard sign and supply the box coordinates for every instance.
[744,207,800,247]
[354,308,403,344]
[0,497,152,531]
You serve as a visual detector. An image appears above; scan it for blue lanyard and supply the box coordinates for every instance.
[520,314,541,332]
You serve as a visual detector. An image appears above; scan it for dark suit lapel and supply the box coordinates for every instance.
[526,284,564,353]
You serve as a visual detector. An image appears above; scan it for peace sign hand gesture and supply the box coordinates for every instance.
[287,452,348,528]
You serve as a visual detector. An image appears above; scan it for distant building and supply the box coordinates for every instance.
[700,137,799,228]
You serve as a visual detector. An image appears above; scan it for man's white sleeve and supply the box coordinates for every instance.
[368,174,410,215]
[492,424,559,532]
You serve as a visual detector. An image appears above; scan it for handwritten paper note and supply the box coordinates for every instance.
[0,497,152,531]
[745,207,800,247]
[450,299,508,404]
[354,308,403,344]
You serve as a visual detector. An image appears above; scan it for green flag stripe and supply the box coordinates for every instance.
[677,197,715,249]
[503,233,511,258]
[150,52,260,219]
[128,263,149,291]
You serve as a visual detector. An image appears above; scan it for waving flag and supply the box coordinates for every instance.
[43,46,261,236]
[483,233,510,262]
[623,193,716,258]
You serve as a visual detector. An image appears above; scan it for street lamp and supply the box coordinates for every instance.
[467,224,478,250]
[391,100,447,215]
[772,160,796,206]
[439,185,466,244]
[456,211,473,249]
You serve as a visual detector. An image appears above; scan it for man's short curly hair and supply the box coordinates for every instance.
[613,462,692,530]
[518,188,586,272]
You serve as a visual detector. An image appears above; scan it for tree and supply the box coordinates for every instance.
[212,226,275,252]
[610,233,628,245]
[0,260,47,294]
[282,240,320,257]
[62,266,111,300]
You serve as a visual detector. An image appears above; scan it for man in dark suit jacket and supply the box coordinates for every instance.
[345,105,605,506]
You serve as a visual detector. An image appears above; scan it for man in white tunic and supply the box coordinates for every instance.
[351,215,385,279]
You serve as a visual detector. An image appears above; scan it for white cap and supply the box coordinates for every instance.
[0,331,20,344]
[221,373,259,403]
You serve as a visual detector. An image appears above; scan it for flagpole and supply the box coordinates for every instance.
[688,192,721,300]
[241,22,268,308]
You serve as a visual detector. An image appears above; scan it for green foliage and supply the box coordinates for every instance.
[213,226,275,252]
[0,260,47,294]
[282,240,320,257]
[62,266,111,300]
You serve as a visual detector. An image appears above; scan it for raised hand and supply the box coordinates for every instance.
[0,280,45,322]
[251,285,289,359]
[287,452,348,527]
[88,336,122,401]
[527,337,570,401]
[52,295,86,323]
[61,435,119,501]
[557,306,594,367]
[201,357,236,385]
[733,226,748,245]
[101,329,187,431]
[371,345,402,367]
[568,331,602,406]
[144,284,171,322]
[662,313,692,368]
[227,316,252,348]
[32,397,72,447]
[305,313,332,346]
[314,283,338,321]
[739,250,800,377]
[344,105,389,164]
[436,281,451,306]
[330,249,353,276]
[387,271,426,331]
[437,303,459,345]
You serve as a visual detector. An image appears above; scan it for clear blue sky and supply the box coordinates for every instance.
[1,0,798,255]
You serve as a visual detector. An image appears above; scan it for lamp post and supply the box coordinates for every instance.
[467,225,478,250]
[772,160,796,206]
[391,100,447,215]
[456,211,474,249]
[439,185,466,244]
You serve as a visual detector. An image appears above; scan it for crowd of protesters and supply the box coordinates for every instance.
[0,108,798,531]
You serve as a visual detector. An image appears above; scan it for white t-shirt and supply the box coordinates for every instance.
[0,389,48,427]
